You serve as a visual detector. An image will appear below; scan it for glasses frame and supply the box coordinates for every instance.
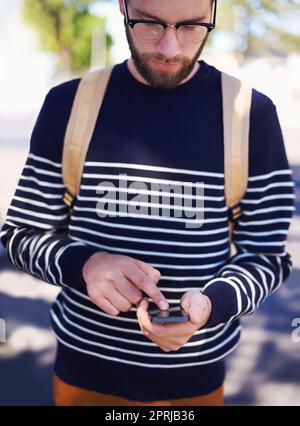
[123,0,218,44]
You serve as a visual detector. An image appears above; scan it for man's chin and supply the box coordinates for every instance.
[148,75,186,90]
[144,59,186,88]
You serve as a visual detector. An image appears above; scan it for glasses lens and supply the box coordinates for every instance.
[132,22,209,44]
[178,25,208,43]
[133,23,164,42]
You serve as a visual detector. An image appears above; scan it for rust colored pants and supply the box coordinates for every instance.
[53,374,224,406]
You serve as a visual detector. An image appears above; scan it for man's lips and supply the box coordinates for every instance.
[151,59,180,70]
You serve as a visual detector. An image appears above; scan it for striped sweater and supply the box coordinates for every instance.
[0,59,295,401]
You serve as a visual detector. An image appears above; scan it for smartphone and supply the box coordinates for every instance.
[149,305,189,324]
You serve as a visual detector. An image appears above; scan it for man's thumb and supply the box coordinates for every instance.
[181,291,204,325]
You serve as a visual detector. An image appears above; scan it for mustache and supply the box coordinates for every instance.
[145,55,187,65]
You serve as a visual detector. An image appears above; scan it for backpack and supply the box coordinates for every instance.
[62,65,252,253]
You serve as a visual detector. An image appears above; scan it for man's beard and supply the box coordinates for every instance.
[125,22,208,90]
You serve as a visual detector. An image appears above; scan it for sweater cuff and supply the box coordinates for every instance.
[57,243,100,290]
[202,278,239,328]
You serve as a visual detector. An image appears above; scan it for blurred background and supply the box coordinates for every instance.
[0,0,300,406]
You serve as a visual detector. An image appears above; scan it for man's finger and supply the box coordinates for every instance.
[134,262,169,310]
[181,290,202,310]
[134,259,160,280]
[115,276,143,305]
[188,305,205,325]
[123,264,148,288]
[181,291,211,326]
[136,298,152,329]
[101,286,132,312]
[96,296,120,316]
[149,321,198,337]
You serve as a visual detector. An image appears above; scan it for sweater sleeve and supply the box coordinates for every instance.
[0,84,99,290]
[202,91,296,328]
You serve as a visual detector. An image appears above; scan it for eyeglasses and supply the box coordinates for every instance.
[123,0,217,45]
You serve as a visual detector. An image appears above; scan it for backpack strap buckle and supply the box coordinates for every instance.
[229,202,242,224]
[63,188,76,209]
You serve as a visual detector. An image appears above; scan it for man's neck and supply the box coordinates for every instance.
[127,57,200,87]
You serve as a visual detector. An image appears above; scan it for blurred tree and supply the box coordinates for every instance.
[218,0,300,59]
[23,0,113,73]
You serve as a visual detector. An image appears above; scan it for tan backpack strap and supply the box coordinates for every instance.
[62,65,114,208]
[221,72,252,243]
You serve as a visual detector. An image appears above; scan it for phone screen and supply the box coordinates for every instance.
[148,305,189,324]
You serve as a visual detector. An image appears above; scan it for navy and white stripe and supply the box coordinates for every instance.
[0,59,295,398]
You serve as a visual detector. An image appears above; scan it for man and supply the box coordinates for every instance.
[0,0,295,406]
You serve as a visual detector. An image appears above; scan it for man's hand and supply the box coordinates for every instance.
[82,252,169,316]
[136,291,212,352]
